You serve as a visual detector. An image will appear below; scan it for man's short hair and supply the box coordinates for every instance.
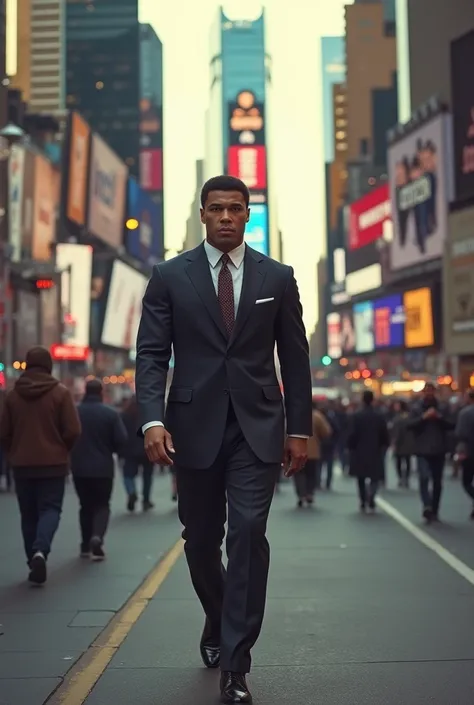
[200,175,250,208]
[362,390,374,405]
[85,378,103,396]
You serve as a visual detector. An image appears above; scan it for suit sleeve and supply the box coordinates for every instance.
[275,267,312,436]
[135,265,172,432]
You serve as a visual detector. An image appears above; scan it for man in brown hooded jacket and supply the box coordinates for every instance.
[0,346,81,584]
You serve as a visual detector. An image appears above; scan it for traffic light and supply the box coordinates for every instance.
[321,355,332,367]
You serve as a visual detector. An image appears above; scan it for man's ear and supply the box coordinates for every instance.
[200,208,205,224]
[246,208,250,223]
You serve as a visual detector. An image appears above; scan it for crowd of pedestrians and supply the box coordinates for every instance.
[0,344,473,588]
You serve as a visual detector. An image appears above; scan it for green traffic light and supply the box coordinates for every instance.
[322,356,332,366]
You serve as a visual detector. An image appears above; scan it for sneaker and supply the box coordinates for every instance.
[127,493,137,512]
[29,552,47,585]
[90,536,105,562]
[368,498,376,511]
[143,500,155,512]
[423,507,433,523]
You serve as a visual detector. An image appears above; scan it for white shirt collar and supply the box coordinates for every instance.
[204,240,246,269]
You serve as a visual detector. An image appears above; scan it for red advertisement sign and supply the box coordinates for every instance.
[140,148,163,191]
[348,183,391,250]
[51,344,90,361]
[227,146,267,190]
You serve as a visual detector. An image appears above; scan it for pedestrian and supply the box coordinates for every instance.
[294,400,332,507]
[347,390,390,512]
[120,395,157,511]
[408,382,453,523]
[136,175,312,704]
[454,388,474,519]
[390,400,415,487]
[70,378,128,560]
[0,346,81,585]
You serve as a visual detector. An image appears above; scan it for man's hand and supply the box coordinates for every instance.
[283,437,308,477]
[144,426,175,465]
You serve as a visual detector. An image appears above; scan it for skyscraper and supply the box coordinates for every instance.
[321,37,346,163]
[205,8,278,259]
[65,0,140,176]
[14,0,64,115]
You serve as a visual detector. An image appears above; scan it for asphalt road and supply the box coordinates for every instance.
[1,461,474,705]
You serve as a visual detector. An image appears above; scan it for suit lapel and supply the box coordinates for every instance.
[229,247,266,347]
[185,244,227,340]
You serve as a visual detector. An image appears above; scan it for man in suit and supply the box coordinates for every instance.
[136,175,312,704]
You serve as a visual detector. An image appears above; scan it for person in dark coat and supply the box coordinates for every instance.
[0,346,81,584]
[407,382,453,523]
[120,395,159,511]
[347,391,390,512]
[70,379,127,560]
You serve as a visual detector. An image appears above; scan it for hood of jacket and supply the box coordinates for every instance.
[14,368,60,400]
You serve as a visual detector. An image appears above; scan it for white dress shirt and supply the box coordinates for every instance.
[142,241,308,439]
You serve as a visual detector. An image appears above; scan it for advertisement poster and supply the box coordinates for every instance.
[67,112,90,227]
[101,260,147,351]
[55,244,93,348]
[140,148,163,191]
[373,294,405,348]
[245,204,268,255]
[326,313,341,359]
[348,184,391,251]
[354,300,374,354]
[8,143,25,261]
[228,90,265,146]
[127,178,162,261]
[32,154,58,261]
[227,146,267,190]
[451,29,474,201]
[403,287,434,348]
[21,149,35,257]
[340,311,356,354]
[88,134,128,247]
[388,113,454,271]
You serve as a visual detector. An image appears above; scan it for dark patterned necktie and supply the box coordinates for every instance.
[218,253,235,336]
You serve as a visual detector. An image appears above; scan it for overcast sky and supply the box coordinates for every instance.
[139,0,350,331]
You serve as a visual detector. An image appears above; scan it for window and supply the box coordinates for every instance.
[335,107,345,116]
[336,119,347,128]
[335,94,345,104]
[336,143,348,151]
[336,131,346,140]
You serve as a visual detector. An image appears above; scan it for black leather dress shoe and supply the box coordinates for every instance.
[200,620,220,669]
[220,672,252,703]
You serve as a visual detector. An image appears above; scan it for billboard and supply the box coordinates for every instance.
[67,112,90,227]
[127,178,162,261]
[228,91,265,146]
[245,204,268,255]
[388,113,454,271]
[227,146,267,190]
[33,153,59,261]
[55,244,93,348]
[8,143,25,261]
[88,134,128,247]
[340,310,356,355]
[326,313,341,359]
[140,148,163,191]
[373,294,405,348]
[403,287,434,348]
[354,300,374,354]
[101,260,148,350]
[348,184,391,251]
[451,30,474,202]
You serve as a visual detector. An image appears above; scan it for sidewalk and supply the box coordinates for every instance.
[0,472,181,705]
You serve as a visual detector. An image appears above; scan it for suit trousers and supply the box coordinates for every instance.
[176,407,279,673]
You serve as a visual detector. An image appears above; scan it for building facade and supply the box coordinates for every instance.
[66,0,140,176]
[345,0,397,163]
[321,36,345,164]
[0,0,6,126]
[204,8,278,259]
[14,0,64,115]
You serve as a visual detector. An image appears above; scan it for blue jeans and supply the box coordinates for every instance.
[417,455,445,514]
[123,459,154,502]
[15,476,65,563]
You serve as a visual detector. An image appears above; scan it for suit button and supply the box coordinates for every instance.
[224,389,229,395]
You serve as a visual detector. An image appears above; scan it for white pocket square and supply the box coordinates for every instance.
[255,297,274,304]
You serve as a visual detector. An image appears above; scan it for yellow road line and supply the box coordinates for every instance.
[49,538,184,705]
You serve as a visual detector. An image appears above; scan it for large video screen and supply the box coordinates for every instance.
[245,204,268,255]
[354,300,374,354]
[403,287,434,349]
[373,294,405,348]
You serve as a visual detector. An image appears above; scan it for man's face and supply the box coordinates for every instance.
[201,190,249,252]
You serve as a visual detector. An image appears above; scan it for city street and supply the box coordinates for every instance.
[2,465,474,705]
